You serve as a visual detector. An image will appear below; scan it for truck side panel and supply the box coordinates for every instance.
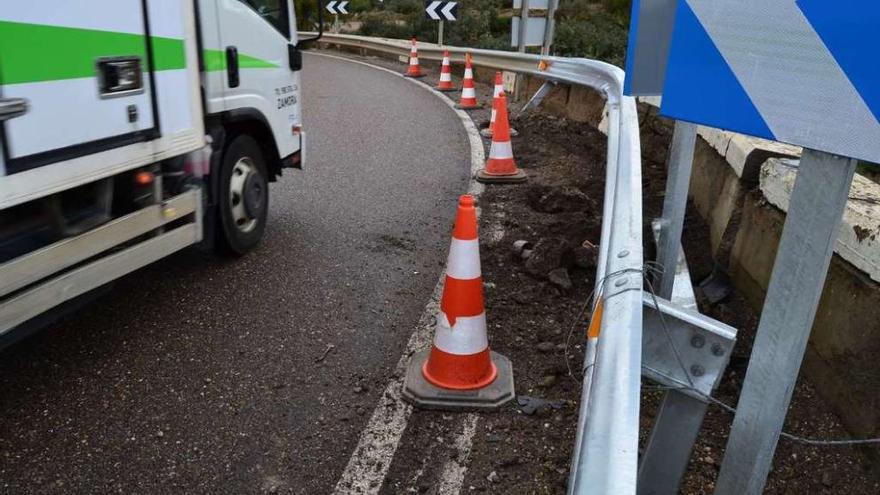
[0,0,203,210]
[0,2,156,165]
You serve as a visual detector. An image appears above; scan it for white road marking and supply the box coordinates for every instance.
[307,52,486,495]
[332,281,439,494]
[436,414,479,494]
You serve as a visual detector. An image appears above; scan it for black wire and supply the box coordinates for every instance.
[562,262,880,447]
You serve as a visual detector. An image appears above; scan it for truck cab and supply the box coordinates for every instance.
[199,0,307,253]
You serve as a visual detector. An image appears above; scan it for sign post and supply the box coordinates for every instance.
[655,3,879,492]
[623,3,708,493]
[540,0,558,55]
[325,0,349,32]
[511,0,555,53]
[516,0,529,52]
[425,0,458,46]
[716,149,856,494]
[630,0,880,493]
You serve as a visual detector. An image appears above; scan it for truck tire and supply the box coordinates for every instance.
[217,135,269,255]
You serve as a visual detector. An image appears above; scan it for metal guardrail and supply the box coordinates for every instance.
[304,33,644,494]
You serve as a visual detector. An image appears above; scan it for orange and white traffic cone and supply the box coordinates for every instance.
[436,50,456,92]
[404,37,425,78]
[402,195,514,410]
[455,54,479,109]
[481,72,519,138]
[476,92,527,183]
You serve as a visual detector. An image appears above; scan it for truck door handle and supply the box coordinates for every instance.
[226,46,240,88]
[96,57,144,98]
[0,97,29,122]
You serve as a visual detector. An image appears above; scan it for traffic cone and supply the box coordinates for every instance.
[455,54,479,109]
[404,37,425,78]
[481,72,519,138]
[476,92,527,183]
[402,195,515,410]
[436,50,456,92]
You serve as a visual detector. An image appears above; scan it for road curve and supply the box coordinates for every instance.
[0,53,471,494]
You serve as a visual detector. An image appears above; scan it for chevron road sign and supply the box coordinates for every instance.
[659,0,880,162]
[425,1,458,21]
[326,0,349,15]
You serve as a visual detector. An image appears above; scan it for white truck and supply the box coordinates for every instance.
[0,0,323,344]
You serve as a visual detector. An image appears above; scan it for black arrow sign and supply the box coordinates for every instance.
[425,1,458,21]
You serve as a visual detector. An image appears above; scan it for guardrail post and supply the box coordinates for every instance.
[637,121,704,495]
[516,80,557,119]
[639,394,708,495]
[715,149,857,494]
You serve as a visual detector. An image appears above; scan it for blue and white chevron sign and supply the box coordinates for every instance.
[659,0,880,162]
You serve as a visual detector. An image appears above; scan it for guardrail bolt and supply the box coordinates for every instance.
[690,335,705,348]
[614,278,626,287]
[711,343,725,357]
[617,250,630,258]
[690,364,705,377]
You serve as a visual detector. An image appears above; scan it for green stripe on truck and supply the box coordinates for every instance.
[0,21,277,85]
[0,21,185,84]
[202,49,279,72]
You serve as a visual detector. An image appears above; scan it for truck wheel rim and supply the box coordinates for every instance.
[229,158,260,233]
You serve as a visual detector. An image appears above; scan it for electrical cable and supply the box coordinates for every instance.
[561,261,880,447]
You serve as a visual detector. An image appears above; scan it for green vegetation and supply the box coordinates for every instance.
[297,0,631,67]
[553,4,629,66]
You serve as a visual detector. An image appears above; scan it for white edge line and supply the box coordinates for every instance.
[436,413,479,494]
[307,51,485,495]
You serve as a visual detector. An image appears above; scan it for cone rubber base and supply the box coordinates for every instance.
[475,169,527,184]
[455,103,481,110]
[479,127,518,138]
[436,86,458,92]
[402,349,515,411]
[404,72,426,78]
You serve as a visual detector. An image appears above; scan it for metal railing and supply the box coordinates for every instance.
[304,33,644,493]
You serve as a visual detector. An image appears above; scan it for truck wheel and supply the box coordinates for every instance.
[217,135,269,255]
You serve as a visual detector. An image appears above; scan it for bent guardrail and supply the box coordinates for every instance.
[302,33,644,494]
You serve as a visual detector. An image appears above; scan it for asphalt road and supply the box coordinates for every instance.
[0,53,471,494]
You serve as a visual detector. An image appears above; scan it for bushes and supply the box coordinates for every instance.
[388,0,423,16]
[348,0,631,66]
[358,12,412,39]
[444,7,499,47]
[347,0,372,13]
[354,0,512,48]
[552,11,628,66]
[294,0,319,30]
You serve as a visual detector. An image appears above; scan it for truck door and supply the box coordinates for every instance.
[215,0,302,161]
[0,1,159,174]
